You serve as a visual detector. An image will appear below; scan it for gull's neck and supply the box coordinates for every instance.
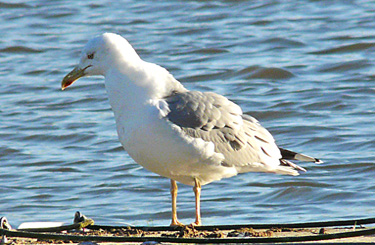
[103,58,186,120]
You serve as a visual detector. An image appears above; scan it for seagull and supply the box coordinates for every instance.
[61,33,322,226]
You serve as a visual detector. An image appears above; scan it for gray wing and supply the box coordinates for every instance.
[164,91,282,170]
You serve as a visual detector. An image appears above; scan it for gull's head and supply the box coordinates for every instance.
[61,33,139,90]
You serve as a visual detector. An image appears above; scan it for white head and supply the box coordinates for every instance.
[61,33,140,90]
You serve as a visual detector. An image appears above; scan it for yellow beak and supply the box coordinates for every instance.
[61,66,85,90]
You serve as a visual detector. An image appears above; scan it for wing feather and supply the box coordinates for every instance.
[163,91,320,175]
[164,91,285,172]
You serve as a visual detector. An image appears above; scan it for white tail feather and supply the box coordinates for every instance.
[273,166,300,176]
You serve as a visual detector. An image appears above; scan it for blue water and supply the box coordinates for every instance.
[1,0,375,227]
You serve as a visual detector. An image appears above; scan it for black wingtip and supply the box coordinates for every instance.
[279,147,322,163]
[314,158,324,164]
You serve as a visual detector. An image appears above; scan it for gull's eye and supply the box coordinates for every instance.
[87,53,94,59]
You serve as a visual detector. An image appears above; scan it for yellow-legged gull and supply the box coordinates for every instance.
[61,33,322,226]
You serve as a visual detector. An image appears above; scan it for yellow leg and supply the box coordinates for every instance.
[192,178,202,226]
[170,179,184,226]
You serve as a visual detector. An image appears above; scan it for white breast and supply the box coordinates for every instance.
[114,101,238,186]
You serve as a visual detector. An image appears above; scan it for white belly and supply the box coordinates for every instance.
[115,107,237,186]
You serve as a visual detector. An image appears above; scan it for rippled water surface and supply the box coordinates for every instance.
[1,0,375,226]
